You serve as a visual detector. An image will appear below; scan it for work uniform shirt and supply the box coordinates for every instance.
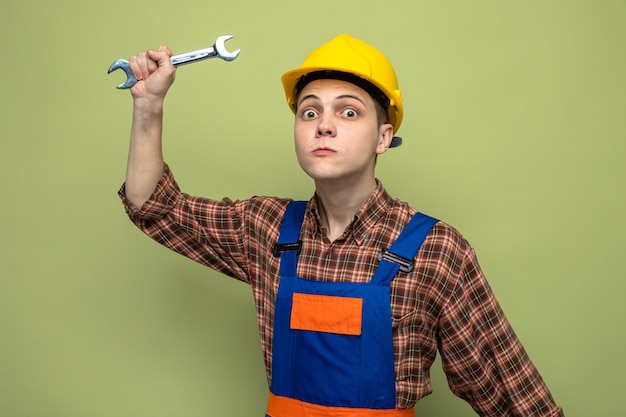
[119,164,564,417]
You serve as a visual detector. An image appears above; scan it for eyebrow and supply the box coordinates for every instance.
[297,94,368,108]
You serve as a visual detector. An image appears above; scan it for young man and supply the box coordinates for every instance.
[119,34,564,416]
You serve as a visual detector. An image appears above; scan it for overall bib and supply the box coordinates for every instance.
[266,201,438,417]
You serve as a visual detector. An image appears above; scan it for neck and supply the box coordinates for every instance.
[314,177,377,242]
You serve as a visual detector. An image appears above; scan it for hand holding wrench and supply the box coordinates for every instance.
[108,35,241,89]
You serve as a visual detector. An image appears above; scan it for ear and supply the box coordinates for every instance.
[375,123,394,155]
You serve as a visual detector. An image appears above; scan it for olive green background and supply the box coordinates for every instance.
[1,0,624,416]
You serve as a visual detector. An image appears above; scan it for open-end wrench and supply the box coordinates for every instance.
[108,35,241,89]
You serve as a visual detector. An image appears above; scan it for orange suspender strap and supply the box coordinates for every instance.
[267,393,415,417]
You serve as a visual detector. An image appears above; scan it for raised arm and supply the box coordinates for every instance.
[124,46,176,208]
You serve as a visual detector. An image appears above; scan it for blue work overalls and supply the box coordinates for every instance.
[266,201,438,417]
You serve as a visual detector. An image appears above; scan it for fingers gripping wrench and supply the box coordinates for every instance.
[108,35,241,89]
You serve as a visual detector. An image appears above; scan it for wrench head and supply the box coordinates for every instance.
[107,59,138,89]
[214,35,241,61]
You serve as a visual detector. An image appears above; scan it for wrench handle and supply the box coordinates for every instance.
[170,47,217,67]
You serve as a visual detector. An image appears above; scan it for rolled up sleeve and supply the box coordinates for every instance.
[118,164,181,221]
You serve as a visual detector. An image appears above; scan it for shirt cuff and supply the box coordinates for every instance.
[118,163,181,221]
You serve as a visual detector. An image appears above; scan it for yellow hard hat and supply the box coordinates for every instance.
[281,34,404,142]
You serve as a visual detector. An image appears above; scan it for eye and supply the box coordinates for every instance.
[341,108,358,118]
[302,109,318,119]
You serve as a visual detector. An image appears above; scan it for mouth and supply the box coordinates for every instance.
[312,147,337,156]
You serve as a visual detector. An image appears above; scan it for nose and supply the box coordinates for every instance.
[316,113,336,138]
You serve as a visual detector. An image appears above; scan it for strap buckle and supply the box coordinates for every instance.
[273,241,302,257]
[378,248,414,273]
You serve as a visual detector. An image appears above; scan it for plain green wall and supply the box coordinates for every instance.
[1,0,624,415]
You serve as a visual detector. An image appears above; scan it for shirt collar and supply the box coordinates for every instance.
[307,180,393,245]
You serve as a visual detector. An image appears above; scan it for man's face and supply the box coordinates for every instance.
[293,79,393,186]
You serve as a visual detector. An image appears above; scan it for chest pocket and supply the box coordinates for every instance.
[291,293,363,336]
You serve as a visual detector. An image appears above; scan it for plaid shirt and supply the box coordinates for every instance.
[119,164,563,416]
